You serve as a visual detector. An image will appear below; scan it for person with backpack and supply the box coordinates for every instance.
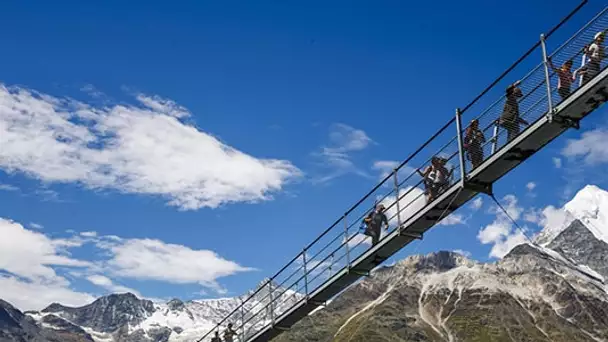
[464,119,485,169]
[223,323,237,342]
[499,80,529,143]
[210,331,222,342]
[362,204,389,246]
[417,156,452,203]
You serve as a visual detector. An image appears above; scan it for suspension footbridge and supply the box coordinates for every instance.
[198,2,608,341]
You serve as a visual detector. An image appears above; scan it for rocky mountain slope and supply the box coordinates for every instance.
[1,185,608,342]
[271,185,608,342]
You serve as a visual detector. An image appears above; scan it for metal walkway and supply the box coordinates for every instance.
[198,3,608,341]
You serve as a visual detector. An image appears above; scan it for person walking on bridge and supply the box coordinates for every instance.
[577,31,605,85]
[418,156,451,203]
[548,58,575,101]
[464,119,485,169]
[363,204,389,246]
[499,80,529,143]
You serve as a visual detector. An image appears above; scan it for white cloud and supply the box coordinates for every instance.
[0,84,301,210]
[372,160,416,183]
[86,274,140,297]
[30,222,44,230]
[380,186,426,227]
[523,208,542,224]
[469,197,483,210]
[538,205,570,228]
[526,182,536,191]
[0,218,95,311]
[488,194,523,221]
[372,160,399,179]
[438,213,465,226]
[0,218,91,283]
[312,123,373,184]
[101,238,254,294]
[552,157,562,169]
[478,194,528,258]
[0,217,254,310]
[452,249,472,258]
[561,128,608,165]
[0,275,94,311]
[0,183,19,192]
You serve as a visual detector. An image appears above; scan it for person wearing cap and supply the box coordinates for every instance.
[365,204,389,246]
[499,80,529,143]
[577,31,605,85]
[464,119,485,169]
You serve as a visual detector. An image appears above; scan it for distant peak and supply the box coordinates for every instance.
[397,251,474,272]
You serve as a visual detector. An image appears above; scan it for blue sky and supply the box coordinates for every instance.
[1,0,608,311]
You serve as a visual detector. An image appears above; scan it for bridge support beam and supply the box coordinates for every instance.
[541,33,555,123]
[455,108,467,187]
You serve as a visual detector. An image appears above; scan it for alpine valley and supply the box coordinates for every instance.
[2,185,608,342]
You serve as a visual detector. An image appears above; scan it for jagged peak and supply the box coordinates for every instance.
[396,251,475,272]
[536,184,608,246]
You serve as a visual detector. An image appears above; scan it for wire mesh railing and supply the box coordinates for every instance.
[197,3,608,341]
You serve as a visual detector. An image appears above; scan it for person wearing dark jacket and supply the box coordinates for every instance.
[499,80,529,143]
[464,119,486,169]
[363,204,389,246]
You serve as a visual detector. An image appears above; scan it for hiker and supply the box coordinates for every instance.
[223,323,237,342]
[363,204,389,246]
[210,331,222,342]
[499,80,529,143]
[548,57,575,101]
[464,119,485,169]
[417,156,452,203]
[576,31,605,85]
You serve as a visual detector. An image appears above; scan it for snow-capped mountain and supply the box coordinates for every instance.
[2,184,608,342]
[17,279,304,342]
[536,184,608,246]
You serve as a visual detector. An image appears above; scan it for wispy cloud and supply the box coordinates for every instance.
[311,123,374,184]
[452,249,472,258]
[552,157,562,169]
[561,127,608,165]
[477,194,529,258]
[0,83,301,210]
[0,183,19,192]
[469,197,483,211]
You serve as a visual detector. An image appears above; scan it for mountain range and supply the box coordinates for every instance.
[2,185,608,342]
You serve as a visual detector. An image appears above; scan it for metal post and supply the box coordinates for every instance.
[393,170,402,229]
[455,108,467,186]
[540,33,554,122]
[329,253,334,278]
[343,215,350,269]
[302,250,309,297]
[240,299,245,341]
[491,120,499,154]
[268,282,275,325]
[580,54,586,87]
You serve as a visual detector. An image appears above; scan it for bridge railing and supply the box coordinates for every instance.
[198,3,608,341]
